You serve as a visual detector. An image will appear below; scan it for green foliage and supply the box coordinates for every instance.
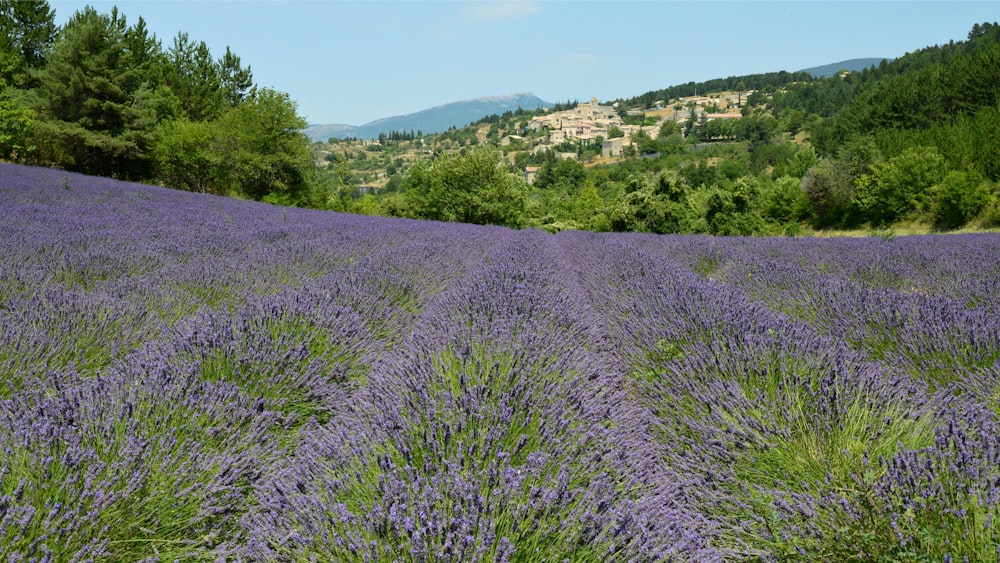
[532,151,586,190]
[218,46,255,107]
[801,159,855,227]
[163,34,254,121]
[853,146,948,225]
[981,198,1000,229]
[933,102,1000,181]
[761,176,809,223]
[527,178,607,233]
[2,3,311,205]
[0,77,35,159]
[403,148,528,228]
[151,118,225,193]
[152,89,313,204]
[28,6,161,177]
[773,146,818,179]
[701,177,768,236]
[931,170,992,230]
[813,38,1000,162]
[609,172,694,234]
[218,89,311,201]
[0,0,56,84]
[165,32,223,121]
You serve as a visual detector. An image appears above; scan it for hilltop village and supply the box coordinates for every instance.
[319,91,749,190]
[522,95,742,160]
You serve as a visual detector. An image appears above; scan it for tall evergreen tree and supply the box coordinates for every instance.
[165,32,224,120]
[218,46,253,107]
[0,0,56,77]
[30,6,162,177]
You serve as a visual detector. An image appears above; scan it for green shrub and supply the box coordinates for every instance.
[931,170,991,230]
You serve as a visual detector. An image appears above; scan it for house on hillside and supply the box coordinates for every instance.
[704,111,743,121]
[527,98,623,142]
[578,98,619,120]
[602,137,632,158]
[528,113,560,132]
[620,125,660,139]
[500,134,524,146]
[563,122,594,140]
[524,166,538,185]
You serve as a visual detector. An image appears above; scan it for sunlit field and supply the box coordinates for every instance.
[2,162,999,561]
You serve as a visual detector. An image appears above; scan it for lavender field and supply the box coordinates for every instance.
[1,161,999,561]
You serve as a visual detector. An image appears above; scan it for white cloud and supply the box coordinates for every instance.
[462,1,542,22]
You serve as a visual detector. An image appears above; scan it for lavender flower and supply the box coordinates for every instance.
[2,162,999,560]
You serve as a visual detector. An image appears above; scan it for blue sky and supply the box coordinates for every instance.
[51,1,998,126]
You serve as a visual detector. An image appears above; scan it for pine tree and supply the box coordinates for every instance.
[30,6,166,177]
[218,46,254,107]
[0,0,56,69]
[0,0,55,87]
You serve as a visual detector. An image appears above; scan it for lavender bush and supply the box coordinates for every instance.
[1,162,999,561]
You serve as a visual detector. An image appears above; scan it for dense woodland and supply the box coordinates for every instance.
[2,2,999,235]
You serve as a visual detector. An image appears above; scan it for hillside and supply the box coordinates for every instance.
[303,92,553,141]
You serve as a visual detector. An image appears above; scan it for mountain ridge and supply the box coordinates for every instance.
[303,92,553,142]
[799,57,890,77]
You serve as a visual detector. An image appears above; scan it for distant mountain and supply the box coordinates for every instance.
[302,123,359,142]
[303,92,553,142]
[799,58,890,78]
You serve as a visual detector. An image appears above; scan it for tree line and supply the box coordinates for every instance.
[1,1,323,206]
[618,71,814,111]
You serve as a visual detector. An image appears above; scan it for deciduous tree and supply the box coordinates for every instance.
[153,88,313,202]
[403,147,527,227]
[854,146,948,225]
